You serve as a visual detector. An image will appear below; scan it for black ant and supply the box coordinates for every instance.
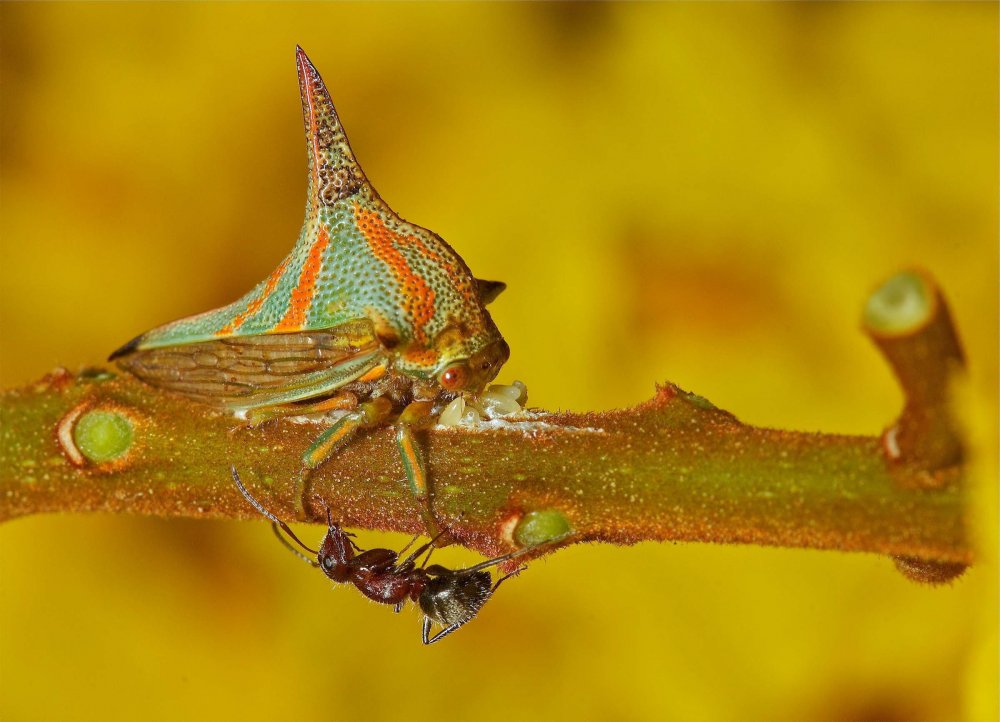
[231,467,566,644]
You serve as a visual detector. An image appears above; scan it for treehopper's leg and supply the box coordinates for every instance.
[395,401,448,542]
[245,392,359,428]
[302,396,393,469]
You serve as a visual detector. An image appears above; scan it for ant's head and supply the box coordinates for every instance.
[231,467,361,581]
[317,522,355,583]
[418,570,493,629]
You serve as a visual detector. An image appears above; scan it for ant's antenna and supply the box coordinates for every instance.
[231,467,319,556]
[270,522,319,568]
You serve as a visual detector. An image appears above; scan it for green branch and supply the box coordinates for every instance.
[0,271,970,581]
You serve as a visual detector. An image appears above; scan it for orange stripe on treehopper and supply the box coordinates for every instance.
[277,227,330,330]
[354,203,436,344]
[216,258,289,336]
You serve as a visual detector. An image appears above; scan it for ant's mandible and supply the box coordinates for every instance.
[231,467,565,644]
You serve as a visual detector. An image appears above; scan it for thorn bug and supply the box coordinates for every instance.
[112,48,511,539]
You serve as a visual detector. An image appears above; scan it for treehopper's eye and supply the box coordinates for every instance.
[439,365,468,391]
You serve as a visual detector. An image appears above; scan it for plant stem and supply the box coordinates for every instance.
[0,271,971,571]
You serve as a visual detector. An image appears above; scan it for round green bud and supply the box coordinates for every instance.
[864,271,933,335]
[73,410,133,463]
[514,509,572,547]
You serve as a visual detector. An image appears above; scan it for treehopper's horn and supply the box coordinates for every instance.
[295,45,373,212]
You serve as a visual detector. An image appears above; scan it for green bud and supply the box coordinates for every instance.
[73,410,133,463]
[514,509,572,547]
[864,271,932,335]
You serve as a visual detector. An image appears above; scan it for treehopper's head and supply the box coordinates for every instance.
[435,336,511,394]
[423,278,508,394]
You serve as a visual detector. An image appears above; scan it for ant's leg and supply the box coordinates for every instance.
[422,617,463,645]
[417,544,436,568]
[302,397,393,469]
[395,400,449,542]
[492,565,527,592]
[395,533,423,559]
[397,526,452,570]
[457,531,575,575]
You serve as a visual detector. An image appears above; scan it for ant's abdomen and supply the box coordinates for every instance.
[419,571,492,626]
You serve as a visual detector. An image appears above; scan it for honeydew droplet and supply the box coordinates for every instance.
[489,383,520,401]
[460,406,482,425]
[510,380,528,405]
[514,509,572,547]
[72,410,133,463]
[864,271,933,335]
[480,390,521,417]
[438,397,465,427]
[488,380,528,406]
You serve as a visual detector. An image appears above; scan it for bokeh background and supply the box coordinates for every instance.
[1,3,997,721]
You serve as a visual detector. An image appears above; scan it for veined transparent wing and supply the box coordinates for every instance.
[113,319,384,409]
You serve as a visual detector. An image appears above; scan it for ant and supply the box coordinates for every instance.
[231,467,567,644]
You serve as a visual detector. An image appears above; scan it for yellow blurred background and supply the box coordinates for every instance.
[1,4,996,721]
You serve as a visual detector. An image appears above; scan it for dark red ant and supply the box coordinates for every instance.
[231,467,566,644]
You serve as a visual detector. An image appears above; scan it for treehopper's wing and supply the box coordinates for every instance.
[113,319,384,410]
